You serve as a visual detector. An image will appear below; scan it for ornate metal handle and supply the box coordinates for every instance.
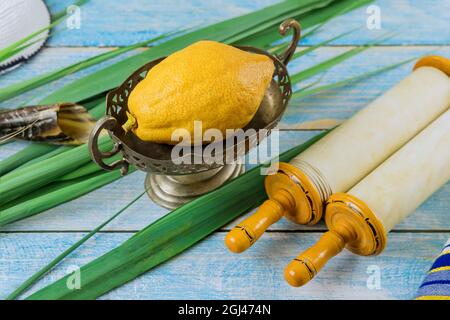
[277,19,301,66]
[88,116,129,175]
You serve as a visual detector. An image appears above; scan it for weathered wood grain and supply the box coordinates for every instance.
[1,47,448,233]
[2,46,449,127]
[43,0,450,47]
[0,232,447,300]
[0,0,448,301]
[0,130,448,232]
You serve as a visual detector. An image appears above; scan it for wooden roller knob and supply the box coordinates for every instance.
[285,192,387,287]
[225,199,284,253]
[225,190,293,253]
[284,230,347,287]
[414,55,450,76]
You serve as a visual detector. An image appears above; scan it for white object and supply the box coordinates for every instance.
[0,0,50,73]
[349,109,450,232]
[293,66,450,196]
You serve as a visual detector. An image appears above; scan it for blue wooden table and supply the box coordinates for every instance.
[0,0,449,299]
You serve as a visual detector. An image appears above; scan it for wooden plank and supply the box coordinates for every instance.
[1,130,448,232]
[0,0,447,302]
[0,232,447,299]
[42,0,450,47]
[0,47,137,112]
[2,46,449,128]
[2,46,449,233]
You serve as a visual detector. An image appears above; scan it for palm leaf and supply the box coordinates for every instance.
[292,57,417,99]
[239,0,371,47]
[6,51,413,297]
[0,20,391,225]
[0,136,112,206]
[0,144,55,176]
[0,0,89,63]
[0,168,131,227]
[37,0,348,105]
[221,0,335,44]
[6,185,144,300]
[0,17,64,63]
[300,0,369,38]
[26,131,327,300]
[290,34,393,84]
[0,31,176,102]
[50,0,90,20]
[291,28,356,59]
[6,0,420,299]
[0,0,340,176]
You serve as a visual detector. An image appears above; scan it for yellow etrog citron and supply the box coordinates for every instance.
[126,40,274,144]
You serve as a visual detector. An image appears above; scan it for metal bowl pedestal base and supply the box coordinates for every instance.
[145,162,245,209]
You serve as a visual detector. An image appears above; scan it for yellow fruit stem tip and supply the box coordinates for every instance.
[122,111,137,133]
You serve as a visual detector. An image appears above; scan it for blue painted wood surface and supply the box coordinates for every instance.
[0,0,449,300]
[0,232,447,300]
[44,0,450,46]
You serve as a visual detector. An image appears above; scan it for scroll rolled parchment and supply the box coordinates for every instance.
[225,56,450,254]
[285,109,450,287]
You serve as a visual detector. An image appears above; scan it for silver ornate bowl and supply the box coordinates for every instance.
[89,19,301,209]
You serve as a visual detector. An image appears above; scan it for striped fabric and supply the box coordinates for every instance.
[416,238,450,300]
